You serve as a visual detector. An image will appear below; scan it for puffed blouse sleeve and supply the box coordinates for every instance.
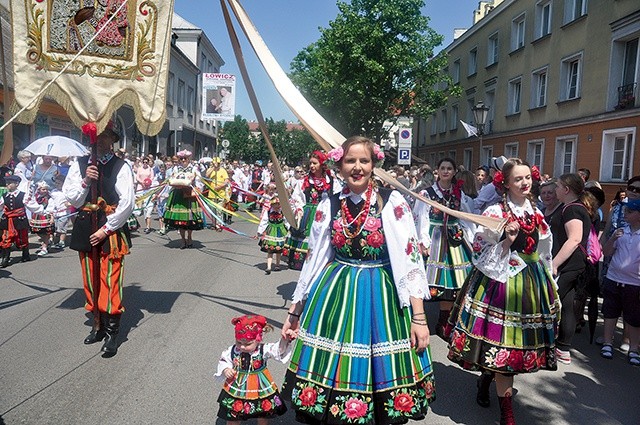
[257,208,269,235]
[214,345,234,378]
[536,208,554,276]
[471,204,513,283]
[383,191,430,307]
[412,190,432,249]
[292,197,334,303]
[263,341,292,364]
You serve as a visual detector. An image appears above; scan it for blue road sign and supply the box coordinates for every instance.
[399,149,410,160]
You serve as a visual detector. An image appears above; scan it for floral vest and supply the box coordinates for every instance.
[328,188,392,262]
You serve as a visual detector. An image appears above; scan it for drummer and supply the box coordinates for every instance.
[27,181,55,257]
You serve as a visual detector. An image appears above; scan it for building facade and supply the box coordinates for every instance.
[415,0,640,200]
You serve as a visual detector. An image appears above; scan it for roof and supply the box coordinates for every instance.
[172,13,200,30]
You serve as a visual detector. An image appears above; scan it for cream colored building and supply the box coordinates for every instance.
[415,0,640,199]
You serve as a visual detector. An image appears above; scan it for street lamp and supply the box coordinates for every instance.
[472,101,490,166]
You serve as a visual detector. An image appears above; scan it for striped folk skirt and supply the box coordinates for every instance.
[447,253,560,374]
[163,187,204,230]
[282,258,435,424]
[424,223,473,301]
[283,202,317,270]
[217,367,287,420]
[259,221,288,253]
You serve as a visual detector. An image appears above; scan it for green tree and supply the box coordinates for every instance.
[290,0,457,141]
[222,115,264,162]
[255,119,318,166]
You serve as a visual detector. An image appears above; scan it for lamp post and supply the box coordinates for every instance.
[472,101,490,166]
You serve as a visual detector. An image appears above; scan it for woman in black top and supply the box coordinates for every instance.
[550,173,597,364]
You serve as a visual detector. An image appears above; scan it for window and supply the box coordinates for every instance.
[622,38,639,87]
[508,77,522,114]
[535,1,552,39]
[440,109,448,133]
[488,32,499,65]
[511,14,526,51]
[167,72,175,105]
[560,53,582,101]
[505,143,519,158]
[187,87,194,115]
[554,136,577,175]
[466,97,476,124]
[527,140,545,172]
[177,79,185,110]
[468,48,477,75]
[449,150,457,161]
[531,67,548,108]
[481,146,493,168]
[463,148,473,170]
[600,128,636,182]
[430,114,437,135]
[429,152,437,167]
[450,105,459,130]
[564,0,587,24]
[453,59,461,84]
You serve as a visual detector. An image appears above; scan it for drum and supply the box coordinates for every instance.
[30,213,54,232]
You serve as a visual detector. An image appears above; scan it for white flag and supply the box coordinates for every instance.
[460,120,478,138]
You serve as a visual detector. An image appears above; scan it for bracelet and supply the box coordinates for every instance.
[412,313,426,317]
[288,312,300,318]
[411,319,428,326]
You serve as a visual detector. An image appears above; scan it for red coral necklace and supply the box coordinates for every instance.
[341,183,373,238]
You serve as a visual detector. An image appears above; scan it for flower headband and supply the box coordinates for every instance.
[492,164,541,189]
[312,150,328,165]
[326,142,385,166]
[177,149,192,158]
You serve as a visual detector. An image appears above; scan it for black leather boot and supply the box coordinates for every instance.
[435,309,450,341]
[101,314,121,357]
[21,247,30,262]
[0,248,10,268]
[476,371,494,408]
[84,314,106,344]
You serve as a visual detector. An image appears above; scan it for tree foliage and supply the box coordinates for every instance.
[223,116,317,165]
[290,0,458,141]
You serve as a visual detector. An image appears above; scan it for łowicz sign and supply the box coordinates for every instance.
[202,73,236,122]
[10,0,175,135]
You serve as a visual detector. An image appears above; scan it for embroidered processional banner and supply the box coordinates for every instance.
[10,0,174,135]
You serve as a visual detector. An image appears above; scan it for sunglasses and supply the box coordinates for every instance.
[627,185,640,194]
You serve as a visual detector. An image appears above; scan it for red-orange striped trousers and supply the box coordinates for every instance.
[79,252,125,314]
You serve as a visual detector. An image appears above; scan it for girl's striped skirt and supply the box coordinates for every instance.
[282,257,435,424]
[424,222,473,301]
[217,367,287,420]
[283,202,318,270]
[447,253,560,374]
[259,221,288,253]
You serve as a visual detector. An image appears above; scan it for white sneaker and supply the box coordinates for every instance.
[555,348,571,365]
[37,248,48,257]
[620,342,630,353]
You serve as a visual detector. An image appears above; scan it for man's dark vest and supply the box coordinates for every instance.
[70,155,132,253]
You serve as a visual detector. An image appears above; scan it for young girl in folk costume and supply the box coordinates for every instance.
[27,181,55,257]
[283,150,335,270]
[0,174,31,267]
[282,136,435,425]
[413,157,476,340]
[216,315,291,424]
[163,150,204,248]
[257,196,289,275]
[446,158,560,425]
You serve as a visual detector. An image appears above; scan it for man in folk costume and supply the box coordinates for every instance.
[0,173,31,267]
[63,123,135,356]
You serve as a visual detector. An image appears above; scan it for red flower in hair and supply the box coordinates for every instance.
[531,165,541,182]
[492,171,504,189]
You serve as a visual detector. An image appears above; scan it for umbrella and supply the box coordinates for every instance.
[199,156,213,163]
[24,135,90,158]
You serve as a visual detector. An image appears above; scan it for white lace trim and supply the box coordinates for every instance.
[299,328,412,358]
[463,296,558,330]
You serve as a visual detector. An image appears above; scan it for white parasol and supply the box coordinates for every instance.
[24,135,90,158]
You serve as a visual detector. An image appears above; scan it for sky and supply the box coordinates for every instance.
[174,0,481,122]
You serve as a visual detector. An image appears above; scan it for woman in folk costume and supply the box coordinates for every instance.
[257,196,289,275]
[446,158,560,425]
[281,136,435,425]
[215,314,291,424]
[163,149,204,249]
[283,150,336,270]
[413,157,475,340]
[26,181,56,257]
[0,174,31,267]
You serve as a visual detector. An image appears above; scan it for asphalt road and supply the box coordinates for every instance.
[1,217,638,425]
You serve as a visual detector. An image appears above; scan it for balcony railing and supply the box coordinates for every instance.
[616,82,637,110]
